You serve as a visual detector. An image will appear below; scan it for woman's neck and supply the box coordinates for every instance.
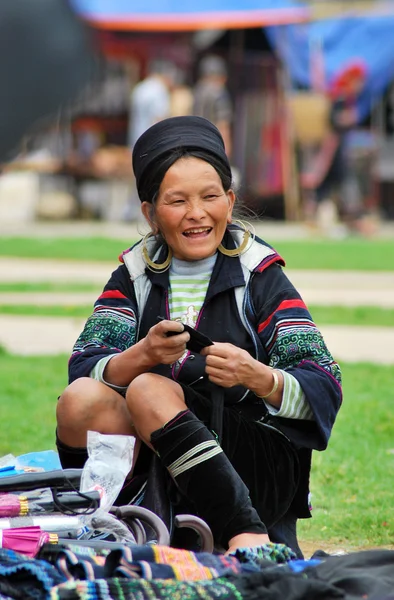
[170,254,217,276]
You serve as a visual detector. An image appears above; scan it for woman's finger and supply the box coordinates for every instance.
[207,373,233,387]
[202,343,226,356]
[156,319,185,336]
[205,354,227,369]
[163,331,190,347]
[205,366,232,378]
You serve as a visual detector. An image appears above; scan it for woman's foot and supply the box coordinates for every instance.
[225,532,271,555]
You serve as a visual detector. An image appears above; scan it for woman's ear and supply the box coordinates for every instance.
[226,190,235,223]
[141,201,158,233]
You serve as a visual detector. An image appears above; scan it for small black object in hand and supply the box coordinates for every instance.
[157,316,213,354]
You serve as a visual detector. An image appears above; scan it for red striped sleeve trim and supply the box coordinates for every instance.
[98,290,127,300]
[256,253,285,272]
[258,299,309,334]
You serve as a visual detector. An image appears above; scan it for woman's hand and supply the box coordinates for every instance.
[201,342,262,388]
[201,343,283,406]
[141,319,190,366]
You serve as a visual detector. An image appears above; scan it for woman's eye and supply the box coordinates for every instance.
[204,195,217,200]
[171,199,185,204]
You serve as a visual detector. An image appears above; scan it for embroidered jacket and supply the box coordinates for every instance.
[69,229,342,515]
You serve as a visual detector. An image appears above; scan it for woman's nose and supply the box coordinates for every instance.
[185,199,206,219]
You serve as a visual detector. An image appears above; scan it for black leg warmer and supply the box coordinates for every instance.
[56,432,89,469]
[150,409,267,548]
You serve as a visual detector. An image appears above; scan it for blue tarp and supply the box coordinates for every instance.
[267,16,394,120]
[70,0,309,30]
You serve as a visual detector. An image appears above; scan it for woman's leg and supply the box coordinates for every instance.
[126,373,269,551]
[180,393,301,553]
[57,377,135,446]
[56,377,136,468]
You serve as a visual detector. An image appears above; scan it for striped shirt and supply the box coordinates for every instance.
[168,255,215,325]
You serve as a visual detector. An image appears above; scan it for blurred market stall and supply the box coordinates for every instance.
[9,0,310,222]
[267,4,394,224]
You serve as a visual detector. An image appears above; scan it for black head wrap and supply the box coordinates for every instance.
[132,116,231,202]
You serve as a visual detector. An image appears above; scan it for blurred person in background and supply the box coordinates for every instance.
[128,58,178,147]
[193,55,233,159]
[301,61,375,234]
[126,59,178,220]
[170,66,193,117]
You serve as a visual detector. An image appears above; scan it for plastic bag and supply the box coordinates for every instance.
[80,431,135,515]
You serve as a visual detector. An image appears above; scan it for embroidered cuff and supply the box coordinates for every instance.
[264,370,314,420]
[90,355,129,394]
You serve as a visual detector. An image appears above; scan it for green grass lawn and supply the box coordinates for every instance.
[0,349,67,456]
[1,352,393,549]
[0,282,100,293]
[0,237,132,263]
[1,236,394,270]
[298,362,394,549]
[274,239,394,271]
[1,304,394,327]
[0,305,94,318]
[308,305,394,327]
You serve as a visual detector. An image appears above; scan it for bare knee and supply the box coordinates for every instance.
[56,377,127,445]
[126,373,186,440]
[57,378,110,424]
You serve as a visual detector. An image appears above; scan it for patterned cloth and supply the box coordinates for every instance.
[257,297,341,386]
[229,543,297,568]
[45,542,296,599]
[47,547,394,600]
[0,548,65,600]
[50,576,245,600]
[3,542,394,600]
[40,543,260,583]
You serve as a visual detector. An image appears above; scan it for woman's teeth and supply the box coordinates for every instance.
[184,228,211,236]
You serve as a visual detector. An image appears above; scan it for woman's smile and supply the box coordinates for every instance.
[182,226,212,238]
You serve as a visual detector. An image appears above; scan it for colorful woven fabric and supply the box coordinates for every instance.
[41,543,258,583]
[0,548,65,600]
[229,542,297,568]
[50,575,245,600]
[108,544,255,580]
[0,542,297,599]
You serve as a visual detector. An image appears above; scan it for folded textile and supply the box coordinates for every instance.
[39,543,259,582]
[3,544,394,600]
[49,568,344,600]
[0,548,65,600]
[50,577,247,600]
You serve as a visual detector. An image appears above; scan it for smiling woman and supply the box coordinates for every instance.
[56,116,342,557]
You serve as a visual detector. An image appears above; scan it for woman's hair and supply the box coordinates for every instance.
[138,147,233,206]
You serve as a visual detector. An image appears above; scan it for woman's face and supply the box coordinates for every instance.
[142,157,235,261]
